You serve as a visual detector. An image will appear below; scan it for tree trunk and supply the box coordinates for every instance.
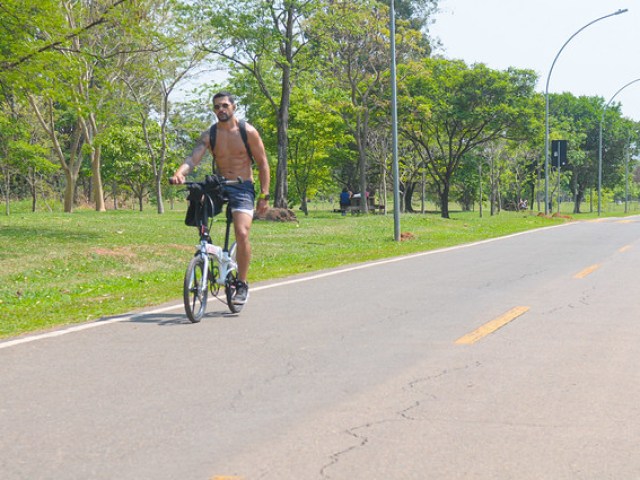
[440,182,450,219]
[274,116,289,208]
[528,183,535,211]
[405,182,416,212]
[3,170,10,216]
[28,95,83,213]
[358,150,369,214]
[155,180,164,214]
[64,169,78,213]
[112,181,118,210]
[573,184,585,214]
[355,111,370,214]
[381,160,387,215]
[31,175,37,212]
[91,146,106,212]
[79,115,106,212]
[273,32,292,209]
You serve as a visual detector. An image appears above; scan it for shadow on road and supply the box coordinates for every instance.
[127,310,238,327]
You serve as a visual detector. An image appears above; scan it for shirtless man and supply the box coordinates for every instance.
[171,92,270,305]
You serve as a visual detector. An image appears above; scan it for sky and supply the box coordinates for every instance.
[428,0,640,120]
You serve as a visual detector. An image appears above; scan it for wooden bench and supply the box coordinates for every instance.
[333,204,385,214]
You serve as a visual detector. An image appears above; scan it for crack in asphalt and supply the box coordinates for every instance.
[319,362,483,478]
[228,361,296,411]
[319,421,378,479]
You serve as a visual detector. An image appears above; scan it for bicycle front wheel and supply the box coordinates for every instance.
[184,255,208,323]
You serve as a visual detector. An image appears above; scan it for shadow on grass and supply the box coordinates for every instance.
[0,225,101,243]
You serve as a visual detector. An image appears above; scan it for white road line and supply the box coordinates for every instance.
[0,303,183,350]
[0,222,570,350]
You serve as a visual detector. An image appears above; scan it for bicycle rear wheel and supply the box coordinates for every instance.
[184,255,208,323]
[224,242,244,314]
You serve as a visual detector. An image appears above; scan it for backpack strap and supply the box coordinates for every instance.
[208,119,254,165]
[238,120,254,162]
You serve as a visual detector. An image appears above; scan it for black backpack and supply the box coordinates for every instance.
[209,119,254,164]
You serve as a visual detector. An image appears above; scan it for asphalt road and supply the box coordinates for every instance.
[2,216,640,480]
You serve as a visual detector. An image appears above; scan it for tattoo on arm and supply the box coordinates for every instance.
[183,132,209,171]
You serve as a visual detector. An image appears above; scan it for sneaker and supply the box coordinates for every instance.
[233,280,249,305]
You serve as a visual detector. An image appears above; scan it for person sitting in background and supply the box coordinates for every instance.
[339,187,351,216]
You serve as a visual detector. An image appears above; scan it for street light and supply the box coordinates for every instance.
[544,9,628,215]
[390,0,400,241]
[598,77,640,215]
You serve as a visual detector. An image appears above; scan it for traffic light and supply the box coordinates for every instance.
[551,140,568,168]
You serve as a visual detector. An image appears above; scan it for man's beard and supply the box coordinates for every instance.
[216,112,231,122]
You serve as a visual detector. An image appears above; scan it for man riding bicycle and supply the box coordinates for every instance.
[171,92,270,305]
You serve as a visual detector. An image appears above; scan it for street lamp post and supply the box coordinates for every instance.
[625,135,630,213]
[479,162,483,218]
[598,77,640,215]
[544,9,628,215]
[390,0,400,241]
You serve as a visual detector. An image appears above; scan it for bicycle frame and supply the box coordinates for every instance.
[197,204,237,292]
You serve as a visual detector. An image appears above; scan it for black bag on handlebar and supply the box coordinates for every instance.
[184,176,226,226]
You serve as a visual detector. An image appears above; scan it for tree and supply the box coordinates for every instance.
[114,0,213,214]
[100,125,157,211]
[0,0,130,73]
[1,0,75,211]
[400,58,538,218]
[378,0,439,32]
[499,142,538,212]
[4,1,141,212]
[311,0,425,213]
[549,93,629,213]
[0,110,57,214]
[27,96,85,213]
[193,0,318,209]
[480,139,511,214]
[287,92,348,214]
[20,0,150,212]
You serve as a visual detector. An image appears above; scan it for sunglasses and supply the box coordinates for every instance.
[214,103,232,110]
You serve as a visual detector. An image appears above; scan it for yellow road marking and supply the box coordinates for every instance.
[617,219,634,224]
[212,476,244,480]
[619,244,632,253]
[573,263,600,279]
[455,306,530,345]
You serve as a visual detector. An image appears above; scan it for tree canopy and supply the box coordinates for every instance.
[1,0,639,219]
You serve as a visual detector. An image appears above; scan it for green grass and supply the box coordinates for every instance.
[1,200,636,339]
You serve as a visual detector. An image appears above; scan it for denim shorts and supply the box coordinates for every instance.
[224,181,255,217]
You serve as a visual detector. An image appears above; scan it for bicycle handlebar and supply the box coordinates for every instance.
[169,175,243,186]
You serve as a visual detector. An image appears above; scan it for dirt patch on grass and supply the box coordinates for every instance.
[255,208,298,222]
[91,247,137,259]
[167,243,194,252]
[400,232,416,241]
[552,212,573,220]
